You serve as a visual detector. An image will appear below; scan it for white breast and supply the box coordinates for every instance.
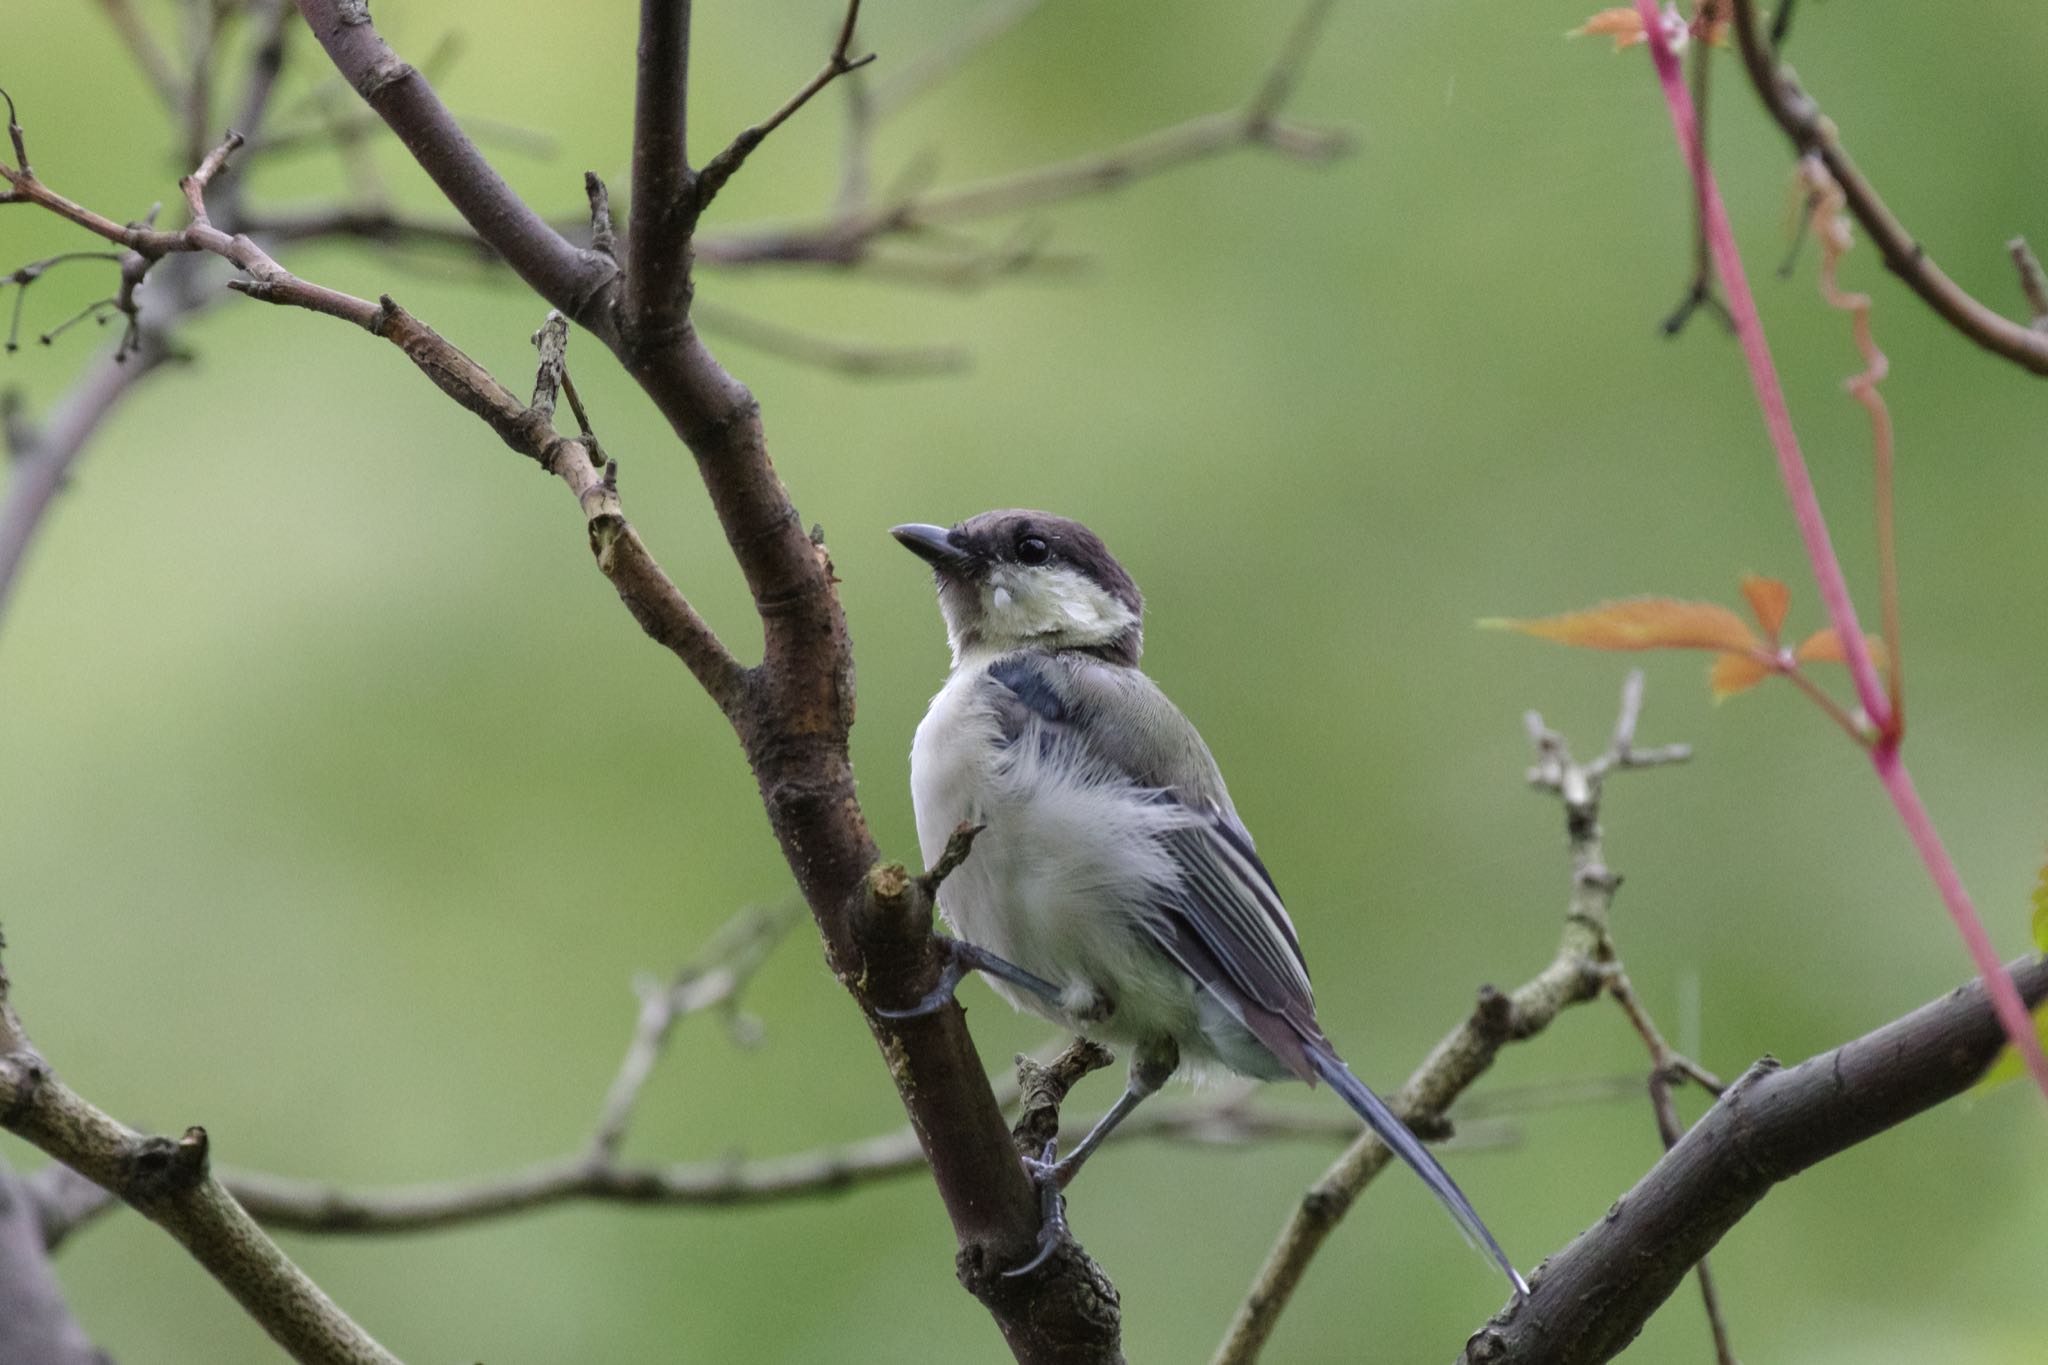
[907,660,1210,1049]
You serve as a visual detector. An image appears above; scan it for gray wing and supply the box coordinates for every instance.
[985,653,1326,1078]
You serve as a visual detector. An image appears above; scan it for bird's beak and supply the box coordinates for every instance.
[890,523,972,573]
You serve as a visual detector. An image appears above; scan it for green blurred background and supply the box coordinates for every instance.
[3,1,2044,1360]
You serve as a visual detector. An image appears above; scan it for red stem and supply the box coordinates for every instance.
[1632,1,2048,1100]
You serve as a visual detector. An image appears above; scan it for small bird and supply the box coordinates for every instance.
[889,509,1525,1294]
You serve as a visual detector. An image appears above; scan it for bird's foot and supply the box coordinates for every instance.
[874,937,1065,1019]
[1003,1140,1071,1279]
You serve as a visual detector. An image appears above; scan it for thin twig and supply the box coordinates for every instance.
[96,0,185,113]
[694,0,874,211]
[868,0,1046,117]
[1212,673,1688,1365]
[1728,0,2048,376]
[24,1164,118,1253]
[1603,962,1736,1365]
[694,297,968,378]
[2010,237,2048,331]
[903,13,1348,229]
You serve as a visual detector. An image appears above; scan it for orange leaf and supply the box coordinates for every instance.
[1739,575,1791,643]
[1570,7,1645,50]
[1485,598,1761,653]
[1710,651,1772,700]
[1795,629,1890,669]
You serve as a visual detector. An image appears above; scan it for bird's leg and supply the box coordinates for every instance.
[1031,1039,1178,1187]
[1004,1040,1179,1279]
[874,936,1065,1019]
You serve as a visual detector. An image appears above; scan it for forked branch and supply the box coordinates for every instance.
[1728,0,2048,375]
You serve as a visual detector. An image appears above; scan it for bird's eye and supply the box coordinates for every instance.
[1016,536,1050,565]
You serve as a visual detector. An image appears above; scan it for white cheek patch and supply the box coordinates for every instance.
[977,565,1137,651]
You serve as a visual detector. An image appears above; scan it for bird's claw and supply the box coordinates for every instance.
[875,937,1064,1020]
[1003,1140,1069,1279]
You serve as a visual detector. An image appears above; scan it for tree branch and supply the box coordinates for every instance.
[23,1163,117,1253]
[624,0,695,347]
[1728,0,2048,375]
[1458,953,2048,1364]
[693,0,873,212]
[0,1158,106,1365]
[291,0,613,326]
[0,334,175,630]
[1212,671,1690,1365]
[0,933,402,1365]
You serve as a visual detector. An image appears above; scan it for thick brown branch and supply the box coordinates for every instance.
[624,0,696,348]
[1729,0,2048,376]
[1458,954,2048,1364]
[291,0,613,327]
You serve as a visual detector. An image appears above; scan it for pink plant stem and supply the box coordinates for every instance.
[1632,0,2048,1099]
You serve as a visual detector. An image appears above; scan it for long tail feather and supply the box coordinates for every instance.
[1308,1045,1529,1298]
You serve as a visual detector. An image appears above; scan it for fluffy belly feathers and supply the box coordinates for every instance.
[909,672,1234,1062]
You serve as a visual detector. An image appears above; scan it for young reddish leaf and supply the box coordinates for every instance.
[1484,598,1761,653]
[1795,628,1890,669]
[1739,574,1791,643]
[1571,6,1646,49]
[1710,651,1772,700]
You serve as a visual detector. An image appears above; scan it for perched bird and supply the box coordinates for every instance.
[889,509,1525,1294]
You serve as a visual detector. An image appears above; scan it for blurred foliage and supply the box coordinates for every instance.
[2,1,2045,1361]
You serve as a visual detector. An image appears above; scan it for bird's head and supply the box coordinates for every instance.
[891,510,1143,666]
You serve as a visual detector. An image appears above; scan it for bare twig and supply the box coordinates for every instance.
[0,933,403,1364]
[1662,31,1730,336]
[1212,672,1688,1365]
[96,0,184,113]
[695,0,874,211]
[220,1051,1495,1237]
[1729,0,2048,375]
[869,0,1046,117]
[1603,964,1736,1364]
[4,123,745,704]
[22,1164,117,1254]
[586,905,802,1160]
[902,15,1348,228]
[292,1,610,325]
[695,297,968,378]
[2010,237,2048,331]
[0,335,175,630]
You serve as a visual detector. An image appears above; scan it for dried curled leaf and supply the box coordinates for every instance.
[1739,574,1791,643]
[1483,598,1760,654]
